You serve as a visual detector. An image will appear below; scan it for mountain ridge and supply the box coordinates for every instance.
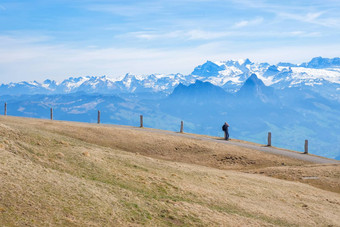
[1,57,340,99]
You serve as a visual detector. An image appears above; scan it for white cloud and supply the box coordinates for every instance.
[86,3,162,17]
[233,17,264,28]
[123,28,322,43]
[287,31,321,37]
[123,30,233,41]
[277,11,339,27]
[126,31,183,40]
[186,30,232,40]
[234,0,340,28]
[233,20,248,28]
[305,12,323,21]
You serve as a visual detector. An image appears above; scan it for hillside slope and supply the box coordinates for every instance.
[0,116,339,226]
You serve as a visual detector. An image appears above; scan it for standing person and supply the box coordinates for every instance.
[222,122,230,140]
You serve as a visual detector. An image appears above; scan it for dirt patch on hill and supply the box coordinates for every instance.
[246,164,340,193]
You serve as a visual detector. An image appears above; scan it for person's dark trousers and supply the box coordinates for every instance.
[224,131,229,140]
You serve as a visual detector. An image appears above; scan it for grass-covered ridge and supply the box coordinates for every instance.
[0,116,339,226]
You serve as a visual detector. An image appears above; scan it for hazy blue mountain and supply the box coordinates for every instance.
[0,81,50,95]
[191,61,226,77]
[263,65,280,77]
[170,80,228,101]
[277,62,297,67]
[237,74,276,104]
[301,57,340,68]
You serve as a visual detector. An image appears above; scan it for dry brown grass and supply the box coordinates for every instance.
[9,117,308,170]
[246,164,340,193]
[0,116,339,226]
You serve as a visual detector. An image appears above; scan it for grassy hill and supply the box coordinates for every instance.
[0,116,339,226]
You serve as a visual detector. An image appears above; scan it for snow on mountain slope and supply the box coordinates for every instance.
[290,67,340,84]
[62,77,91,92]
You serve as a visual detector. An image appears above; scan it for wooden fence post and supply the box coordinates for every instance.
[50,108,53,120]
[304,140,308,154]
[140,115,143,128]
[98,110,100,124]
[267,132,271,146]
[180,121,184,133]
[4,102,7,116]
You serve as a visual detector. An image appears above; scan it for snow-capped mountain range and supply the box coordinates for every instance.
[2,57,340,159]
[1,56,340,99]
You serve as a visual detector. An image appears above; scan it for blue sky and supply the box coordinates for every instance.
[0,0,340,83]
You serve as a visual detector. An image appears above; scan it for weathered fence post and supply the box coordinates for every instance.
[50,108,53,120]
[4,102,7,116]
[180,121,184,133]
[140,115,143,128]
[304,140,308,154]
[97,110,100,124]
[267,132,271,146]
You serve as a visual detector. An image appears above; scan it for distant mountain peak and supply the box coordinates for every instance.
[237,74,276,103]
[170,80,227,100]
[43,79,56,83]
[300,57,340,68]
[245,74,265,86]
[192,79,212,86]
[191,61,225,77]
[277,62,297,67]
[242,58,252,65]
[223,58,252,67]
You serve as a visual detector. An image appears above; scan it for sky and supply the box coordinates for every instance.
[0,0,340,83]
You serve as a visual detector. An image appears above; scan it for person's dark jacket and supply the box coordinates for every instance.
[222,123,229,131]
